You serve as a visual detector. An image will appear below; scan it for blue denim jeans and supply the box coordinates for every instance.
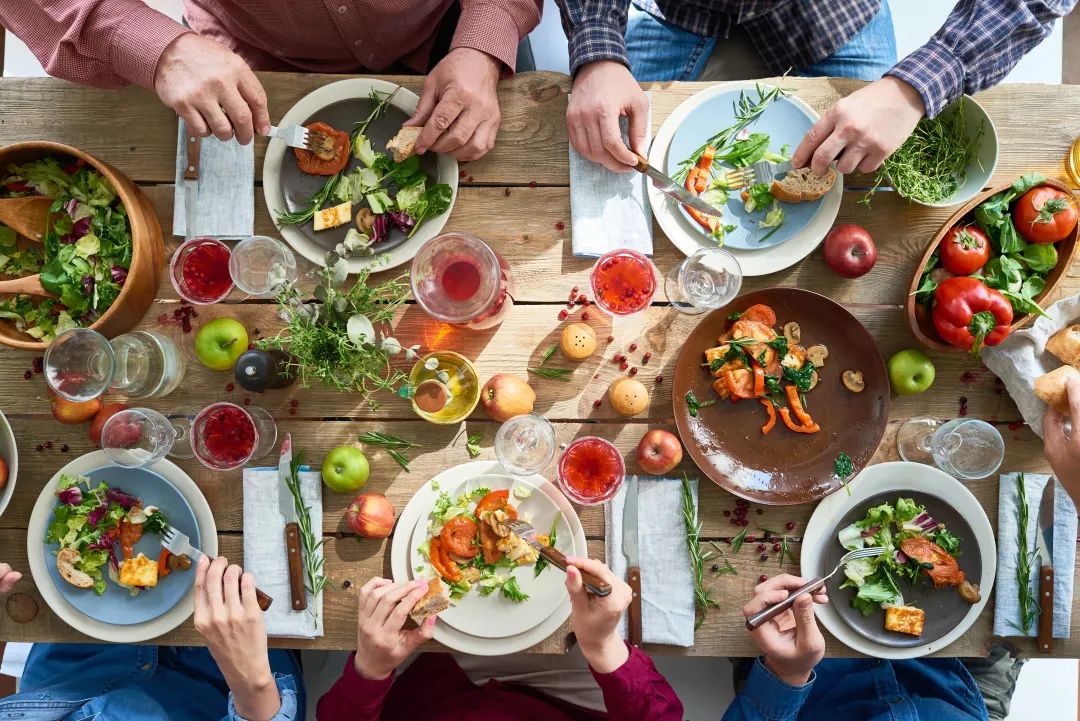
[626,0,898,82]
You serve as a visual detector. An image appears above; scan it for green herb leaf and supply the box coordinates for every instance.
[528,367,573,381]
[731,527,749,554]
[358,431,419,472]
[465,433,482,459]
[682,474,718,630]
[540,344,558,366]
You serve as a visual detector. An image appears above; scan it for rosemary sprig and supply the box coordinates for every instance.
[358,431,419,472]
[682,475,718,629]
[285,451,326,620]
[528,367,573,381]
[540,344,558,366]
[731,527,749,554]
[1012,473,1041,634]
[709,542,738,575]
[777,537,794,568]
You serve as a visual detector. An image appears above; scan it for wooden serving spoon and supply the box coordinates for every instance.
[0,274,52,297]
[0,196,53,242]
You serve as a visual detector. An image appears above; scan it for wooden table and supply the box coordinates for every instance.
[1,71,1079,658]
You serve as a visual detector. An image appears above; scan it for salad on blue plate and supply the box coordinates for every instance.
[0,156,132,340]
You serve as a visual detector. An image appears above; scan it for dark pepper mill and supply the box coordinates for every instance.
[234,349,296,391]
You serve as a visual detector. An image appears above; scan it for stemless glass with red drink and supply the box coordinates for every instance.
[557,436,626,505]
[590,249,658,316]
[190,402,277,471]
[411,232,515,330]
[170,238,234,304]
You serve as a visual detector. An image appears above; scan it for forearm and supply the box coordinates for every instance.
[315,653,393,721]
[588,642,683,721]
[226,673,298,721]
[451,0,542,72]
[720,659,814,721]
[552,0,632,75]
[0,0,188,89]
[887,0,1077,117]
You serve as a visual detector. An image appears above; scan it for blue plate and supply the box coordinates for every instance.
[43,465,200,626]
[665,88,826,251]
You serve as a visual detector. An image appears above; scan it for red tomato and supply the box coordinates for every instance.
[938,225,990,276]
[1014,186,1078,244]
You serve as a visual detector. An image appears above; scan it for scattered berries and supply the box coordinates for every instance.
[711,564,719,573]
[759,575,768,583]
[43,441,52,449]
[554,221,565,231]
[629,367,638,375]
[225,383,235,392]
[786,522,797,531]
[593,399,602,408]
[60,444,69,452]
[757,543,766,551]
[36,444,43,452]
[290,399,298,407]
[504,188,511,196]
[23,370,32,380]
[629,343,638,352]
[723,510,730,517]
[759,553,769,561]
[558,309,568,320]
[746,536,756,543]
[528,181,538,188]
[289,408,297,415]
[607,335,615,343]
[243,398,251,406]
[572,286,579,294]
[773,543,781,552]
[620,361,628,371]
[32,357,43,373]
[582,312,590,320]
[642,352,652,364]
[655,375,664,384]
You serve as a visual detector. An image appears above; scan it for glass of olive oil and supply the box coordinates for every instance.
[408,351,480,424]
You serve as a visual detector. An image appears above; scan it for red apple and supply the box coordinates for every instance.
[480,373,536,422]
[50,392,101,425]
[636,429,683,475]
[823,224,877,279]
[89,403,129,447]
[345,492,396,539]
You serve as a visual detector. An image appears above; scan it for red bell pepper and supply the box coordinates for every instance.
[684,147,723,235]
[931,277,1013,356]
[760,399,776,434]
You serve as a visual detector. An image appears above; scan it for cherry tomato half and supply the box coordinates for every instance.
[938,225,991,276]
[1014,185,1078,244]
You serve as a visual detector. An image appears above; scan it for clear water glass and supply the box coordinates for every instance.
[44,328,114,402]
[495,414,556,475]
[664,247,743,315]
[229,235,298,297]
[897,416,1005,479]
[101,408,178,468]
[45,329,186,402]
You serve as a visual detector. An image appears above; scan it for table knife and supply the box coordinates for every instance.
[633,154,724,217]
[503,520,611,597]
[278,433,307,611]
[183,133,201,240]
[1036,478,1056,653]
[622,475,642,647]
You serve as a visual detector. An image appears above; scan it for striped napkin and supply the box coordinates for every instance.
[172,121,255,239]
[242,464,324,638]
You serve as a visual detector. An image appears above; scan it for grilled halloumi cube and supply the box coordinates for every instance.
[313,201,352,231]
[119,553,160,588]
[496,533,539,565]
[884,605,924,637]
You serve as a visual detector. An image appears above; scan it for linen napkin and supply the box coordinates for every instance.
[982,292,1080,439]
[993,472,1077,638]
[242,463,324,638]
[604,475,696,647]
[569,92,654,258]
[172,121,255,238]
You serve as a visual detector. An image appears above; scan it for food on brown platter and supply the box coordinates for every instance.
[609,377,649,417]
[884,606,925,637]
[293,121,350,175]
[899,536,966,588]
[636,429,683,475]
[409,577,451,625]
[480,374,536,421]
[560,323,597,360]
[88,402,129,446]
[842,370,865,393]
[1046,324,1080,368]
[1034,365,1080,416]
[387,126,422,163]
[344,492,396,539]
[958,579,982,605]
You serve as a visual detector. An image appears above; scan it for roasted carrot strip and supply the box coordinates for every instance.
[784,385,817,428]
[158,549,171,578]
[752,366,764,397]
[760,399,776,434]
[779,408,821,433]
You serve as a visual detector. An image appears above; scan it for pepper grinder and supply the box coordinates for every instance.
[234,349,296,392]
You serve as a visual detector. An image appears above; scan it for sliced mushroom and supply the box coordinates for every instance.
[167,553,193,571]
[57,548,94,589]
[356,208,376,234]
[783,322,802,345]
[807,370,820,391]
[806,345,829,368]
[958,580,981,605]
[842,370,866,393]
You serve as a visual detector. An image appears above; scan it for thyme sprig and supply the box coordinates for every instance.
[358,431,419,472]
[1011,473,1041,634]
[682,475,718,629]
[285,451,326,620]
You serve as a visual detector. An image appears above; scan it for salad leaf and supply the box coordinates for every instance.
[841,557,877,586]
[979,256,1024,293]
[365,191,393,215]
[1001,289,1050,318]
[395,179,426,212]
[717,132,769,168]
[894,498,922,524]
[759,202,784,229]
[501,575,529,602]
[352,135,379,167]
[933,527,961,556]
[850,571,902,616]
[1018,243,1057,274]
[1020,275,1046,300]
[744,183,773,212]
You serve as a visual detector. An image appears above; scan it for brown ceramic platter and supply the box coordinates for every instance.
[823,490,981,648]
[672,287,889,505]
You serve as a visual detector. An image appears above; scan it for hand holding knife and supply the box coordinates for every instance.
[277,433,307,612]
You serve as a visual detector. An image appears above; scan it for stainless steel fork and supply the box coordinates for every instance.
[161,525,274,611]
[267,124,334,154]
[744,546,887,630]
[725,159,794,189]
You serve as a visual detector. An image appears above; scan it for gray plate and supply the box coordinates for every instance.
[824,491,981,648]
[278,98,441,256]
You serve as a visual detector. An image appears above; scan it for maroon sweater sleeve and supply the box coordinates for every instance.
[590,644,684,720]
[316,653,394,721]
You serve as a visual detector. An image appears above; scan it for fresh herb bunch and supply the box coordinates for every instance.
[862,102,983,206]
[286,451,327,620]
[358,431,419,472]
[1012,473,1040,634]
[260,259,411,404]
[681,475,719,629]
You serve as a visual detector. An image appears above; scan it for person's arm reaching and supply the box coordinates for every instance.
[564,555,683,720]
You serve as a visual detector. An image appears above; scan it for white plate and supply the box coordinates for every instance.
[26,451,217,643]
[408,473,578,639]
[391,461,586,655]
[648,82,842,276]
[263,78,458,274]
[801,461,996,659]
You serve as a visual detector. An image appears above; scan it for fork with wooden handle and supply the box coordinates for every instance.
[745,546,886,631]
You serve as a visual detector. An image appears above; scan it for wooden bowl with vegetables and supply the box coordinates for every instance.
[906,175,1078,355]
[0,141,164,350]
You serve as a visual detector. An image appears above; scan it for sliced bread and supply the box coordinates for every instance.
[1035,365,1080,416]
[1046,324,1080,368]
[387,126,422,163]
[770,167,836,203]
[409,577,450,625]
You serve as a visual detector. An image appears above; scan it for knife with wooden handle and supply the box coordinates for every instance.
[278,434,307,611]
[1036,479,1056,653]
[623,475,643,647]
[183,133,201,241]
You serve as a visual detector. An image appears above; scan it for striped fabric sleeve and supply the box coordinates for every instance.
[553,0,632,76]
[887,0,1078,118]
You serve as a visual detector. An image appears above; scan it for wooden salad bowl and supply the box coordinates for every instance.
[0,141,164,350]
[906,176,1079,353]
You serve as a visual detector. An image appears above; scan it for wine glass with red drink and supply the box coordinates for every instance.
[557,436,626,505]
[190,402,277,471]
[590,249,658,317]
[411,232,515,330]
[170,238,234,304]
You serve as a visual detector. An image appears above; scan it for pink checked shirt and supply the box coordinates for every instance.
[0,0,542,90]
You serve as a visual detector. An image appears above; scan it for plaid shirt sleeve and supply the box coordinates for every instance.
[887,0,1078,118]
[552,0,632,76]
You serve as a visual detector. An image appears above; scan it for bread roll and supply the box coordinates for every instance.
[1034,365,1080,415]
[1046,325,1080,368]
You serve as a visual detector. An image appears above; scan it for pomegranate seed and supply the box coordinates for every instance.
[225,383,235,392]
[593,399,602,408]
[571,286,579,294]
[655,375,664,384]
[642,352,652,364]
[773,543,781,552]
[759,553,769,561]
[629,343,638,352]
[577,297,586,306]
[629,367,638,375]
[22,370,31,380]
[746,536,755,543]
[759,575,768,583]
[786,522,796,531]
[558,310,568,320]
[32,357,43,373]
[43,441,52,449]
[459,169,467,178]
[35,444,43,452]
[581,298,590,307]
[740,519,750,526]
[180,299,189,306]
[757,543,766,551]
[607,335,614,343]
[554,221,565,231]
[467,175,474,182]
[723,510,730,517]
[582,312,590,320]
[620,361,628,371]
[290,399,298,407]
[289,408,297,415]
[504,188,511,196]
[60,444,69,452]
[192,310,199,318]
[528,181,538,188]
[243,398,251,406]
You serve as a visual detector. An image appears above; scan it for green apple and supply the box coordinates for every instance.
[322,446,370,493]
[195,318,249,371]
[888,349,936,395]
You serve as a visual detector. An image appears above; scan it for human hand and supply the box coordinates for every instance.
[791,76,925,177]
[565,555,632,673]
[0,562,21,593]
[353,578,435,681]
[154,33,270,144]
[567,61,649,173]
[193,556,280,721]
[743,574,827,687]
[407,48,502,161]
[1044,376,1080,504]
